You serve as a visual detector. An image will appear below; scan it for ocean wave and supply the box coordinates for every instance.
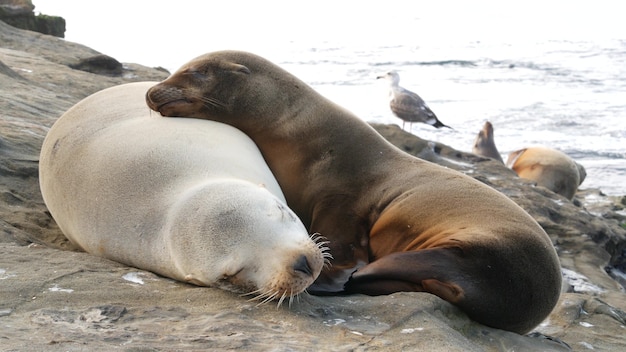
[371,60,477,67]
[568,150,626,160]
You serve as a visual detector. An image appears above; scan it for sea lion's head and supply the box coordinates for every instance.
[146,50,314,132]
[166,180,330,305]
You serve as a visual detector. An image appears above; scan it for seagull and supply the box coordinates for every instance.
[377,71,451,130]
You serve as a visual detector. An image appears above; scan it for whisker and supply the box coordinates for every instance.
[258,292,279,306]
[317,243,331,251]
[277,291,288,308]
[167,86,227,110]
[198,96,227,109]
[241,288,263,298]
[310,233,327,244]
[311,233,333,263]
[288,291,295,308]
[246,288,273,303]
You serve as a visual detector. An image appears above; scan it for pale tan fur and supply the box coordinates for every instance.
[39,82,324,301]
[507,146,585,200]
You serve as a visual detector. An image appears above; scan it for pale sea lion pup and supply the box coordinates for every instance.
[472,121,504,163]
[39,82,325,303]
[146,51,561,334]
[507,146,586,200]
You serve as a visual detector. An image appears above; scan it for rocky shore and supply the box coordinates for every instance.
[1,6,625,351]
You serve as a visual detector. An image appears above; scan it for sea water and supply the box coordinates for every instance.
[272,39,626,196]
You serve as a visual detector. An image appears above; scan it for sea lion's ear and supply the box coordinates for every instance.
[220,62,251,75]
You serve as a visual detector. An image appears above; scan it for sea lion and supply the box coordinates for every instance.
[39,82,325,303]
[507,147,586,200]
[472,121,504,163]
[145,51,561,334]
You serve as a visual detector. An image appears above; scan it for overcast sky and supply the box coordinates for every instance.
[36,0,623,70]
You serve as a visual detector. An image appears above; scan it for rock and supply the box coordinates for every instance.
[69,54,123,76]
[0,58,24,79]
[1,18,625,351]
[0,0,34,16]
[0,0,65,37]
[0,19,169,251]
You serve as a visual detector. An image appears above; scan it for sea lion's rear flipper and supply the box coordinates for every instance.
[344,245,562,334]
[343,247,466,304]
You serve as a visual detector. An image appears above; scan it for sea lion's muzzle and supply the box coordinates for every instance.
[146,85,193,116]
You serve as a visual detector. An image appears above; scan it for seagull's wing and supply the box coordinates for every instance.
[390,88,437,123]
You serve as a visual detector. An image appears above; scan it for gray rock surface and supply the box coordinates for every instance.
[1,18,625,351]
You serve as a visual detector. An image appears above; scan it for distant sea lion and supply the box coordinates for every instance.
[507,147,586,200]
[472,121,504,163]
[377,70,450,130]
[145,51,561,334]
[39,82,325,303]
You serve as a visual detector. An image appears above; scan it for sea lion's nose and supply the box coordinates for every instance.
[293,254,313,276]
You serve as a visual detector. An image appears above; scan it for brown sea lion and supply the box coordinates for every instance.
[145,51,561,334]
[472,121,504,163]
[507,146,586,200]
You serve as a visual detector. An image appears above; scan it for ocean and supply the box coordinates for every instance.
[37,1,626,196]
[273,39,626,196]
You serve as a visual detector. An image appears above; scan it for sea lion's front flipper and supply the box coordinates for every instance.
[306,200,370,295]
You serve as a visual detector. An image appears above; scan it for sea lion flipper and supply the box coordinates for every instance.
[305,198,371,294]
[306,243,368,294]
[306,265,359,295]
[505,148,527,168]
[344,248,466,300]
[422,279,464,303]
